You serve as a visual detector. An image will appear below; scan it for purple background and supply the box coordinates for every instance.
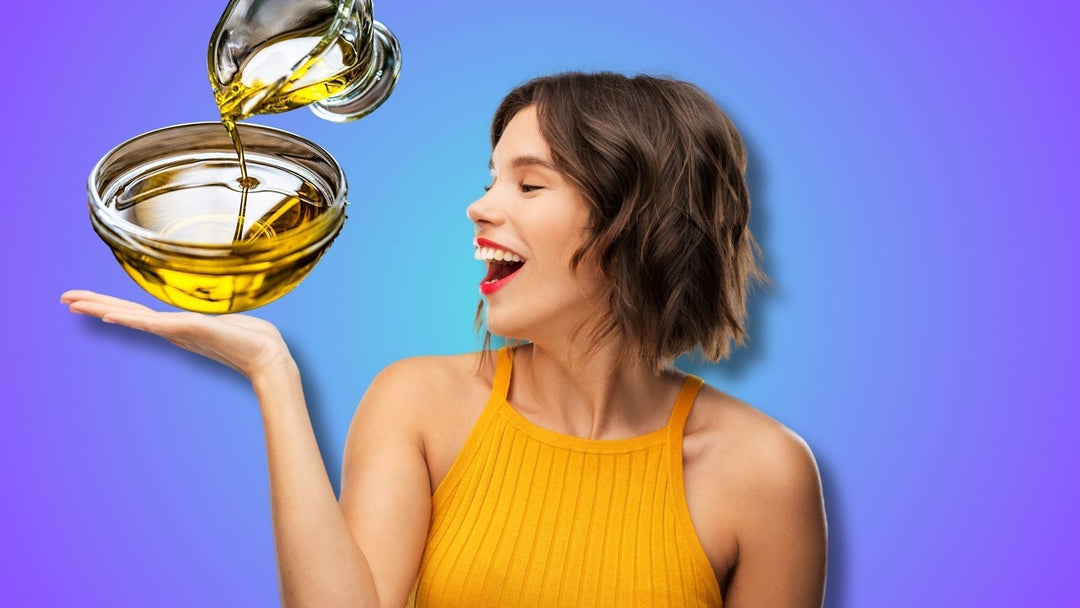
[2,0,1077,605]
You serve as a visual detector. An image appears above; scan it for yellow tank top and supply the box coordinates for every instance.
[409,347,723,607]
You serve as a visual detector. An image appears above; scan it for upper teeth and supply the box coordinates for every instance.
[474,246,523,263]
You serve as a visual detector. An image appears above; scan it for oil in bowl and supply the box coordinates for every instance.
[89,122,347,313]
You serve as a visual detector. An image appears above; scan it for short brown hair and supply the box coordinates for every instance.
[484,72,765,371]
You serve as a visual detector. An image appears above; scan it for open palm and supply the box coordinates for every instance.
[61,290,293,379]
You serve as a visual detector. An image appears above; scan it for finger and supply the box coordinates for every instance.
[63,290,154,313]
[100,310,200,338]
[103,311,249,371]
[62,290,154,313]
[68,299,151,321]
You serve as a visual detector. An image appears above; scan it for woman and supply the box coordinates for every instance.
[63,72,826,607]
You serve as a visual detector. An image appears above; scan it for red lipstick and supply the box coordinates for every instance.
[474,237,523,258]
[475,237,525,295]
[480,269,521,295]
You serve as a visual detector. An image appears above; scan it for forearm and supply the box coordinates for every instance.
[252,362,380,608]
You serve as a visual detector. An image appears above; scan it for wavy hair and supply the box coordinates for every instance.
[481,72,765,372]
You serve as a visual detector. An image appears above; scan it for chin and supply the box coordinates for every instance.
[483,308,537,344]
[484,318,526,343]
[483,295,602,346]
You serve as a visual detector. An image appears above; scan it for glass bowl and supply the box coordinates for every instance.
[88,122,347,313]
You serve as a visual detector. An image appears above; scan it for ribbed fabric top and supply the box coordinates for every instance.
[408,347,723,607]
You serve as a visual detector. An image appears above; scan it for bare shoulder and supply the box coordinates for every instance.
[361,352,495,414]
[355,352,499,492]
[683,382,827,605]
[339,353,499,607]
[686,382,821,502]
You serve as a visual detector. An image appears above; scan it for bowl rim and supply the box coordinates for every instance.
[87,121,348,252]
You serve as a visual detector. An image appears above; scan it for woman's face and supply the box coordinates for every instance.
[467,106,606,343]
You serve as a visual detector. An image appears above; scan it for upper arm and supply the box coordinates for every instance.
[339,359,438,608]
[723,428,827,608]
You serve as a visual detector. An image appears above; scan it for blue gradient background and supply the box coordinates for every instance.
[2,0,1077,605]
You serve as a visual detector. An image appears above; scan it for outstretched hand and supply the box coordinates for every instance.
[61,290,294,380]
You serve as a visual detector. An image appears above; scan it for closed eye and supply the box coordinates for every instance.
[482,183,542,193]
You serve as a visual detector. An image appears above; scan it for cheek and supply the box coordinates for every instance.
[519,193,593,273]
[558,212,593,258]
[525,214,583,261]
[574,256,609,300]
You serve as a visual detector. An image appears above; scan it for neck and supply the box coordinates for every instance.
[508,339,682,440]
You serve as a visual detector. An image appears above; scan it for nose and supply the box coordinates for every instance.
[466,188,504,226]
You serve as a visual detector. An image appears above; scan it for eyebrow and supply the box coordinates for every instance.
[488,155,558,173]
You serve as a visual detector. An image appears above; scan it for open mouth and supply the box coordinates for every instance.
[483,258,525,284]
[475,244,526,291]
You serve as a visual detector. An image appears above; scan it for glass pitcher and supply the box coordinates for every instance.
[209,0,401,123]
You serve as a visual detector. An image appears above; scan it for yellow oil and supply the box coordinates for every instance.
[212,34,362,243]
[107,158,332,314]
[105,34,356,313]
[214,35,367,123]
